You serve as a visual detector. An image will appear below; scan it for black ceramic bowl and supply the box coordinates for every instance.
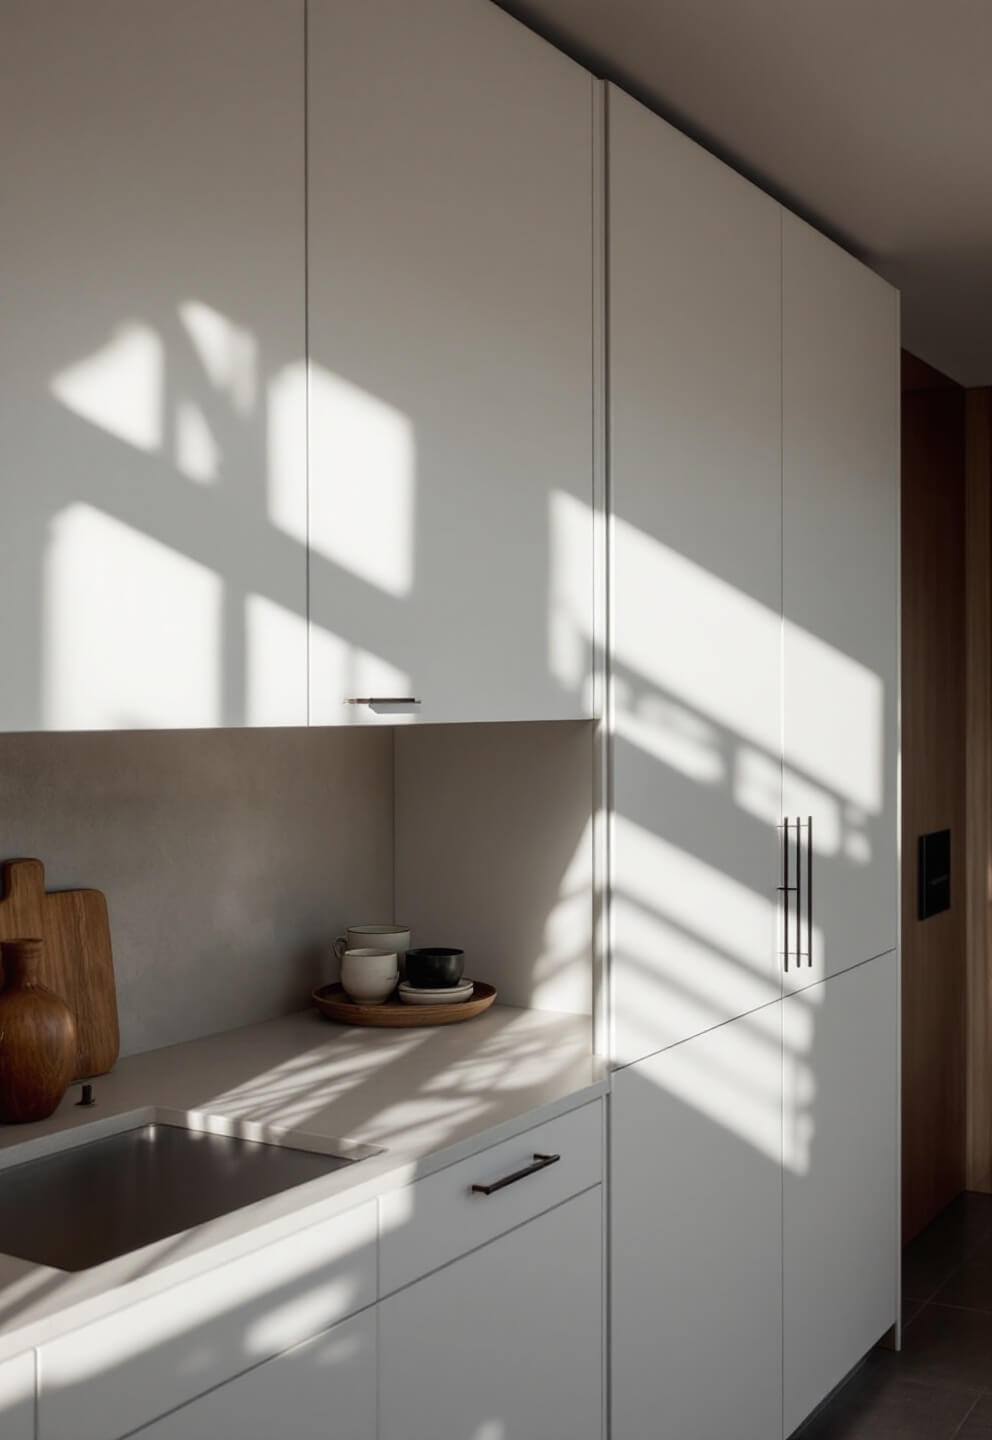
[404,947,465,988]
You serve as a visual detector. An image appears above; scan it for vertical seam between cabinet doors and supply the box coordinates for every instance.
[596,79,613,1440]
[893,286,903,1349]
[602,85,616,1071]
[376,1275,382,1440]
[778,204,787,1437]
[303,0,312,724]
[591,71,609,1062]
[390,731,397,922]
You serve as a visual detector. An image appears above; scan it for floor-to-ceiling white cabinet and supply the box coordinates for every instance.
[608,85,783,1069]
[307,0,597,726]
[781,215,900,990]
[606,81,899,1440]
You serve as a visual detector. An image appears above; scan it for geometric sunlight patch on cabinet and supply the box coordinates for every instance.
[782,951,899,1435]
[782,215,899,989]
[611,1006,783,1440]
[607,85,783,1064]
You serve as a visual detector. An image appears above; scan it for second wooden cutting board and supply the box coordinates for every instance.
[0,859,120,1080]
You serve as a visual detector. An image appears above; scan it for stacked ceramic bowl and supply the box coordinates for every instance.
[398,948,474,1006]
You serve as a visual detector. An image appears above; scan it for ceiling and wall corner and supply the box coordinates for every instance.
[496,0,992,386]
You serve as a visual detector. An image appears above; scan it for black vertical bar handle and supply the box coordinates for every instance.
[807,815,813,967]
[781,818,790,972]
[794,817,802,965]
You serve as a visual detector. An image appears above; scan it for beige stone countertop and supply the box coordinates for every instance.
[0,1003,607,1362]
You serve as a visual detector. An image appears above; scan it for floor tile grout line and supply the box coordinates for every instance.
[948,1394,982,1440]
[925,1298,992,1316]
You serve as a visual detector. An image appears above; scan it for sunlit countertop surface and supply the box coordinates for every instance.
[0,1003,606,1360]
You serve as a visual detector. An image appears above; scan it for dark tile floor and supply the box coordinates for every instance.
[798,1193,992,1439]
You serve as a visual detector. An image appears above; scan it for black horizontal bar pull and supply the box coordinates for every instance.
[345,697,421,705]
[471,1152,560,1196]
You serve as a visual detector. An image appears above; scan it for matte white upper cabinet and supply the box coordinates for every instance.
[608,86,783,1065]
[0,1,308,731]
[782,214,900,989]
[307,0,596,725]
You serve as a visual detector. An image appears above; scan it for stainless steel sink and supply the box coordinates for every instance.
[0,1111,377,1272]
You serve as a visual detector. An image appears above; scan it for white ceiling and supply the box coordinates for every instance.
[498,0,992,386]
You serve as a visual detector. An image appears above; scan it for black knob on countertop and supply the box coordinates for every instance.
[77,1083,95,1107]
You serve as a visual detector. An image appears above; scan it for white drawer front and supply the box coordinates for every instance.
[0,1351,35,1440]
[39,1200,376,1440]
[379,1099,603,1295]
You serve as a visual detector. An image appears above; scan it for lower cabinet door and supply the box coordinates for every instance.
[0,1352,34,1440]
[783,950,898,1435]
[131,1308,376,1440]
[379,1187,603,1440]
[611,1006,784,1440]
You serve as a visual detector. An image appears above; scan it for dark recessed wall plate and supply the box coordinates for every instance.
[918,829,951,921]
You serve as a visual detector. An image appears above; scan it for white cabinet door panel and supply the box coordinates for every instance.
[308,0,595,725]
[380,1188,603,1440]
[611,1007,783,1440]
[782,214,899,987]
[608,85,783,1063]
[129,1309,375,1440]
[0,1352,34,1440]
[782,951,898,1435]
[39,1201,376,1440]
[0,1,307,731]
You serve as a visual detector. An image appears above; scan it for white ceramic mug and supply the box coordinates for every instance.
[339,948,399,1006]
[334,926,410,969]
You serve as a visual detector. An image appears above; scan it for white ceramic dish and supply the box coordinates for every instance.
[398,980,475,1006]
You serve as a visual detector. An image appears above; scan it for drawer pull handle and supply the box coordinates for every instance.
[345,697,421,705]
[470,1152,561,1196]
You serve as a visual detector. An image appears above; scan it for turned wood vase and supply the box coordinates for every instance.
[0,938,77,1123]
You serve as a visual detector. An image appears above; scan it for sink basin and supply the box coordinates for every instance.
[0,1110,377,1272]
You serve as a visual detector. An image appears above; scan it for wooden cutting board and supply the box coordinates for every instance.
[0,859,120,1080]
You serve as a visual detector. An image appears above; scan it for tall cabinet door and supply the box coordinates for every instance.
[782,950,899,1436]
[611,1006,783,1440]
[0,1,308,731]
[307,0,596,725]
[782,215,900,988]
[608,85,783,1065]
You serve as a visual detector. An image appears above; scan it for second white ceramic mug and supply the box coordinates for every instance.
[334,925,410,967]
[339,948,399,1006]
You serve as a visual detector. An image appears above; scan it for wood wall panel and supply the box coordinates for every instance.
[901,355,967,1242]
[966,389,992,1192]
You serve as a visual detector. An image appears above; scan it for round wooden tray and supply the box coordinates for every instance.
[312,981,497,1028]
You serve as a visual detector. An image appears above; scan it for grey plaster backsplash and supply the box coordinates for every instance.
[0,727,394,1057]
